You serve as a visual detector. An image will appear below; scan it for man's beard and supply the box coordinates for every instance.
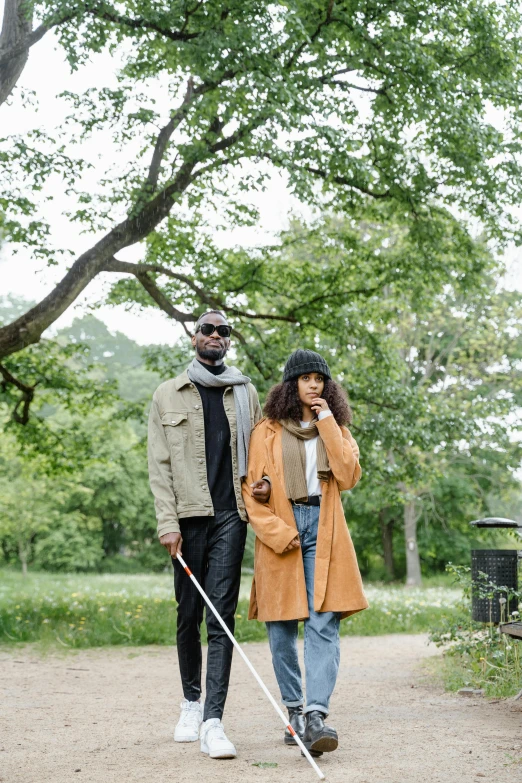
[198,346,227,362]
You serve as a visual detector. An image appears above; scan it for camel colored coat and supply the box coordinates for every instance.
[242,415,369,622]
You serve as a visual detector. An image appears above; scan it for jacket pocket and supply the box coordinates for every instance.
[161,411,188,449]
[161,411,188,503]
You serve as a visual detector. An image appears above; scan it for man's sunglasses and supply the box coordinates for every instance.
[195,323,232,338]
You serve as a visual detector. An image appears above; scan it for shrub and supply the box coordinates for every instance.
[34,515,104,572]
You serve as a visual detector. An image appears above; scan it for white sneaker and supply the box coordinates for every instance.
[174,699,203,742]
[200,718,237,759]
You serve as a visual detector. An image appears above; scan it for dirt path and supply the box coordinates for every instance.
[1,635,521,783]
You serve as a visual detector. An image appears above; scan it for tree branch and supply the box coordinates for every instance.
[106,261,289,363]
[265,154,392,199]
[102,258,300,323]
[134,272,196,336]
[326,79,392,103]
[290,283,383,314]
[102,258,222,309]
[284,0,335,70]
[145,77,195,192]
[0,2,202,104]
[83,7,200,42]
[0,363,36,424]
[0,159,197,361]
[0,4,201,69]
[228,325,273,381]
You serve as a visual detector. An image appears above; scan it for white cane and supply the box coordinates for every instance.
[176,552,326,780]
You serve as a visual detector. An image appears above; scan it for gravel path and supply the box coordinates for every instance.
[1,635,521,783]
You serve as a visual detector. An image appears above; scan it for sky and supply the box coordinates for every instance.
[1,5,521,347]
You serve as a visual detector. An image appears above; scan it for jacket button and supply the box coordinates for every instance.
[171,420,176,424]
[194,404,200,409]
[198,458,203,464]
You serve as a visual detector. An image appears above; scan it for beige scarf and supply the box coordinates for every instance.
[281,419,331,503]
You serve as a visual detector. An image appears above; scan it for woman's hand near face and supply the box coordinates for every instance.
[311,396,330,416]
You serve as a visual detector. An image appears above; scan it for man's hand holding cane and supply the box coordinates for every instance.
[160,532,183,557]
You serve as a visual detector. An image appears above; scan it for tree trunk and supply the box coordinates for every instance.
[0,0,32,106]
[404,499,422,586]
[379,510,395,580]
[18,540,28,577]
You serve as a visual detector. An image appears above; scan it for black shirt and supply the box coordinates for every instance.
[194,361,237,511]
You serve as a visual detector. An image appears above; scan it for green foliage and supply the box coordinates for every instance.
[33,515,104,572]
[4,1,522,264]
[0,300,140,473]
[3,1,522,585]
[429,564,522,698]
[0,307,164,573]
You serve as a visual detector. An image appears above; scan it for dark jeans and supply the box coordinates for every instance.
[172,509,246,721]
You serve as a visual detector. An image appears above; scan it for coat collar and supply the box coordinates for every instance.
[174,368,191,391]
[265,418,281,434]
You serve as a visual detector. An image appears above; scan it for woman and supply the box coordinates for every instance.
[242,349,368,757]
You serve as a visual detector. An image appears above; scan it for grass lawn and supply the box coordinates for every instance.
[0,569,465,650]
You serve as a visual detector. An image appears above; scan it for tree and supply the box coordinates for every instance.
[1,0,522,399]
[0,303,165,573]
[142,210,522,585]
[0,464,51,575]
[343,279,522,585]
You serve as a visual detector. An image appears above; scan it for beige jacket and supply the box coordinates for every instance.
[148,368,262,538]
[242,416,368,622]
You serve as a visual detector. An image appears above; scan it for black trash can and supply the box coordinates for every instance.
[469,518,522,624]
[471,549,518,623]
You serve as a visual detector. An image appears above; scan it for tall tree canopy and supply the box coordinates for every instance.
[2,2,521,585]
[1,0,522,379]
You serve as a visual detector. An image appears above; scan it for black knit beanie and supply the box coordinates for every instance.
[283,349,331,382]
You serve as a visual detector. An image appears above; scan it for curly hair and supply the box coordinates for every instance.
[264,377,352,426]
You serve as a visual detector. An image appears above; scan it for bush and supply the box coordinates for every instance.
[100,546,169,574]
[34,516,104,572]
[429,563,522,698]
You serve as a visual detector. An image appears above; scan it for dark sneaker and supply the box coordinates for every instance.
[284,705,305,745]
[301,710,338,757]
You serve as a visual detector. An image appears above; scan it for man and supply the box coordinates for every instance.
[148,310,270,760]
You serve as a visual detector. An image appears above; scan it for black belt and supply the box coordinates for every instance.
[292,496,321,507]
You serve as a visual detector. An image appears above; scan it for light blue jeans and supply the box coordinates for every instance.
[266,504,341,715]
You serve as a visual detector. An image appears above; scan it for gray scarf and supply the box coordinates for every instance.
[187,358,251,479]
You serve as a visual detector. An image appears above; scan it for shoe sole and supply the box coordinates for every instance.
[311,735,338,753]
[301,735,338,757]
[208,752,237,759]
[201,743,237,759]
[174,735,199,742]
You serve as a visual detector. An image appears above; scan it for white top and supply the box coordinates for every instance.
[299,410,332,497]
